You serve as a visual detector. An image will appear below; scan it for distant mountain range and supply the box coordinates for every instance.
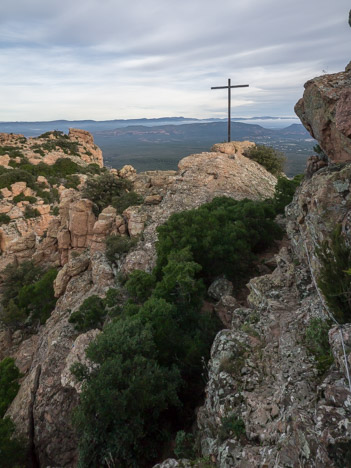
[0,118,313,177]
[0,117,300,136]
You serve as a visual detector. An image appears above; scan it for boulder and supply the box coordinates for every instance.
[295,63,351,162]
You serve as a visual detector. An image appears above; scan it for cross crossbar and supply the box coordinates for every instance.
[211,79,249,142]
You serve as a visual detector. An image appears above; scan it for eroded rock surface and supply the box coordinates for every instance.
[295,63,351,162]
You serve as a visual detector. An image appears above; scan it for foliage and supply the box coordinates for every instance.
[174,430,196,459]
[125,270,156,303]
[0,169,35,190]
[73,248,220,467]
[17,268,58,324]
[155,197,282,284]
[72,318,181,468]
[112,191,143,213]
[105,235,137,264]
[272,174,304,214]
[0,262,57,327]
[13,193,37,204]
[243,144,286,176]
[69,296,106,332]
[317,225,351,323]
[0,358,21,418]
[83,173,133,214]
[0,417,26,467]
[0,145,24,158]
[0,357,25,467]
[305,318,333,375]
[0,213,11,225]
[218,414,246,442]
[24,205,40,219]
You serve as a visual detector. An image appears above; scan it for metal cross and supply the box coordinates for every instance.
[211,79,249,142]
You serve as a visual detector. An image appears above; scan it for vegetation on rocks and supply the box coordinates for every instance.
[83,172,141,214]
[0,213,11,225]
[105,235,138,264]
[0,261,57,328]
[72,247,220,467]
[243,144,286,176]
[0,358,26,467]
[155,197,283,285]
[305,318,333,375]
[317,225,351,323]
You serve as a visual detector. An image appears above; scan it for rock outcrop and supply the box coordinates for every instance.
[295,63,351,163]
[1,137,278,466]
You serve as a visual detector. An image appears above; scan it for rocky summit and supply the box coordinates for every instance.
[1,65,351,468]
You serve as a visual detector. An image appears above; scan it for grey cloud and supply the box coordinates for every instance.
[0,0,350,120]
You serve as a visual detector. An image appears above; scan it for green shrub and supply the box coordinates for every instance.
[0,169,35,190]
[24,205,40,219]
[125,270,156,303]
[112,191,143,213]
[105,235,137,264]
[17,268,58,324]
[317,225,351,323]
[13,193,37,204]
[69,296,106,332]
[156,197,282,284]
[72,248,220,467]
[305,318,333,375]
[218,414,245,442]
[0,146,24,158]
[64,174,80,189]
[52,206,60,216]
[83,173,133,214]
[243,144,286,176]
[72,317,181,467]
[0,417,26,467]
[0,358,21,418]
[0,213,11,225]
[0,262,57,327]
[272,174,303,214]
[174,430,196,459]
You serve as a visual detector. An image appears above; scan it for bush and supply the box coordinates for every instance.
[69,296,106,332]
[0,417,26,467]
[72,248,220,467]
[272,174,304,214]
[72,318,181,467]
[0,169,35,190]
[155,197,282,284]
[243,144,286,176]
[317,225,351,323]
[0,262,57,327]
[0,358,21,418]
[105,235,137,264]
[83,173,133,214]
[174,431,196,459]
[112,191,143,213]
[0,213,11,225]
[17,268,58,324]
[24,205,40,219]
[218,414,246,442]
[125,270,156,303]
[305,318,333,375]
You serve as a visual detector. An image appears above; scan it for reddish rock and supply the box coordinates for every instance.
[295,64,351,162]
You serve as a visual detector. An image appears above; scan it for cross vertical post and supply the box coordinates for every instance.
[211,80,249,142]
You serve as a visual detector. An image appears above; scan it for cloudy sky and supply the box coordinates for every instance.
[0,0,350,121]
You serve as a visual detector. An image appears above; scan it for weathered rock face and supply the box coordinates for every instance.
[2,139,277,466]
[191,160,351,467]
[123,142,277,274]
[295,63,351,162]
